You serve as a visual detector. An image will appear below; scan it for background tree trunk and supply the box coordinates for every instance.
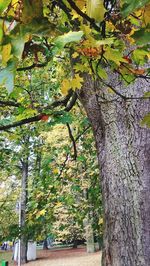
[20,159,28,263]
[43,238,48,250]
[78,74,150,266]
[83,188,95,253]
[84,214,95,253]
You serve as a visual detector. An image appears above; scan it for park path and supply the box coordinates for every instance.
[27,247,102,266]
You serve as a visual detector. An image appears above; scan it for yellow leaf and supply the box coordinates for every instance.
[74,63,90,73]
[81,24,92,37]
[53,168,59,174]
[107,87,115,94]
[104,47,127,66]
[36,209,46,218]
[55,202,63,208]
[71,10,79,19]
[99,218,103,225]
[143,4,150,26]
[86,0,106,22]
[61,79,71,95]
[70,74,84,90]
[72,52,79,58]
[75,0,86,9]
[2,43,11,65]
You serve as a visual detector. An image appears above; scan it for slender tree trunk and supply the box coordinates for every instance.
[43,238,48,250]
[83,188,95,253]
[72,239,78,248]
[20,159,28,263]
[78,74,150,266]
[84,214,95,253]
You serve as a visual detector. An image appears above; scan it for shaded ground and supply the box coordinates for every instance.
[30,247,102,266]
[0,247,102,266]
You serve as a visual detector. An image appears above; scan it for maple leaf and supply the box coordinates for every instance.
[53,168,59,174]
[61,79,71,95]
[70,74,84,90]
[36,209,46,218]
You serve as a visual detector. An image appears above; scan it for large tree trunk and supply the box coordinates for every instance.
[78,74,150,266]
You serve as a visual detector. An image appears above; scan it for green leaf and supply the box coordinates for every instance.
[11,36,25,60]
[52,112,73,125]
[54,31,83,49]
[132,49,149,64]
[121,0,149,17]
[20,18,57,36]
[16,109,38,120]
[92,62,108,79]
[141,113,150,127]
[132,29,150,45]
[144,92,150,98]
[97,67,108,79]
[96,38,114,46]
[0,0,11,15]
[104,47,126,65]
[0,20,3,43]
[0,61,16,93]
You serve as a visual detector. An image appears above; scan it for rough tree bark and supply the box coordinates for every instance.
[78,74,150,266]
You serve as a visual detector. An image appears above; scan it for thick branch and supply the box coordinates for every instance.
[65,91,77,111]
[17,62,47,71]
[0,100,21,107]
[0,115,41,131]
[66,0,101,32]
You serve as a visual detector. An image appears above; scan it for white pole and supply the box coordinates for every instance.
[18,199,21,266]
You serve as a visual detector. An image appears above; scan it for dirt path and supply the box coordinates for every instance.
[28,248,102,266]
[1,247,102,266]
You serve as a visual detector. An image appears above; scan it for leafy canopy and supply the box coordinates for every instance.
[0,0,150,128]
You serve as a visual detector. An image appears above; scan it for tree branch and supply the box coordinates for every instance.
[0,115,42,131]
[17,62,48,71]
[0,91,77,131]
[0,100,21,107]
[66,0,101,32]
[57,125,91,179]
[67,122,77,160]
[65,91,77,111]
